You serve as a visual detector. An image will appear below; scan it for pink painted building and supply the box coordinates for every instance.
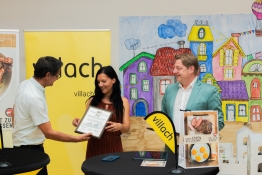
[212,33,245,81]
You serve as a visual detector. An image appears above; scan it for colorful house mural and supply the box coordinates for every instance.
[150,45,192,111]
[212,33,246,81]
[242,59,262,122]
[188,20,214,80]
[119,52,154,116]
[120,14,262,123]
[201,73,221,92]
[217,80,249,122]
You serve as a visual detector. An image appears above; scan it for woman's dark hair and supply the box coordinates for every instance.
[33,56,63,78]
[90,66,124,120]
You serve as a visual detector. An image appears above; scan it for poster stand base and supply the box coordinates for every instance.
[0,161,12,168]
[169,166,185,174]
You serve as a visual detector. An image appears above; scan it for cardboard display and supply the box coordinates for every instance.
[179,110,219,169]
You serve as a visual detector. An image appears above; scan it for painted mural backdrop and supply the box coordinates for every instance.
[119,9,262,124]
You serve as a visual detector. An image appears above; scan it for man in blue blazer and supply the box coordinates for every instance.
[161,53,224,135]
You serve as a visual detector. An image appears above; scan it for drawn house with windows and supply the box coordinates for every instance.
[217,80,249,122]
[211,33,248,122]
[201,73,221,92]
[150,45,192,111]
[212,33,245,81]
[242,59,262,122]
[119,52,155,116]
[188,20,214,80]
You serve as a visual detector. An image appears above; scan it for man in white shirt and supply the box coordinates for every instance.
[12,56,92,175]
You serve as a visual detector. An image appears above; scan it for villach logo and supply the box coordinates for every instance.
[144,111,177,153]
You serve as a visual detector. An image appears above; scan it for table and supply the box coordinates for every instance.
[0,148,50,175]
[82,152,219,175]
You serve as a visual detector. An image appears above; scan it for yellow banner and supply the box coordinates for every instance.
[24,30,110,175]
[145,111,176,153]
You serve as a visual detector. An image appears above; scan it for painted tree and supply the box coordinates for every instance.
[125,38,141,57]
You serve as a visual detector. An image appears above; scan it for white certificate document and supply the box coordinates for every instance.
[141,160,167,167]
[75,106,112,138]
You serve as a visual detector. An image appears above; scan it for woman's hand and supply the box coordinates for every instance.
[105,121,122,132]
[72,118,81,127]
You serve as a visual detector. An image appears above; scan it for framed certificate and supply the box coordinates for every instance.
[75,106,112,138]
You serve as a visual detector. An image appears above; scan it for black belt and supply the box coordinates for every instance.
[14,144,43,149]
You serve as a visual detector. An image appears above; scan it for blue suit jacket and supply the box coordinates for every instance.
[161,79,224,131]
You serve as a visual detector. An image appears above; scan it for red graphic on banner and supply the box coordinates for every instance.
[5,108,12,117]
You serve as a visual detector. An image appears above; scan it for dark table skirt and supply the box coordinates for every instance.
[0,148,50,175]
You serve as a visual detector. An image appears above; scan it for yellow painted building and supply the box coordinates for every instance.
[221,100,249,122]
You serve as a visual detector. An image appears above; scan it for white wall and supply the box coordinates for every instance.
[0,0,254,81]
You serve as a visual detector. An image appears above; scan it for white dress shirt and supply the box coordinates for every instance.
[173,76,198,133]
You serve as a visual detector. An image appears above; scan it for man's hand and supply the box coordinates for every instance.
[39,121,92,142]
[77,133,92,141]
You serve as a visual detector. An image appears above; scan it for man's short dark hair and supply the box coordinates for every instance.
[175,53,199,75]
[33,56,63,78]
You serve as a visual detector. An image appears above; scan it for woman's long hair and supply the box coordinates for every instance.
[90,66,124,120]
